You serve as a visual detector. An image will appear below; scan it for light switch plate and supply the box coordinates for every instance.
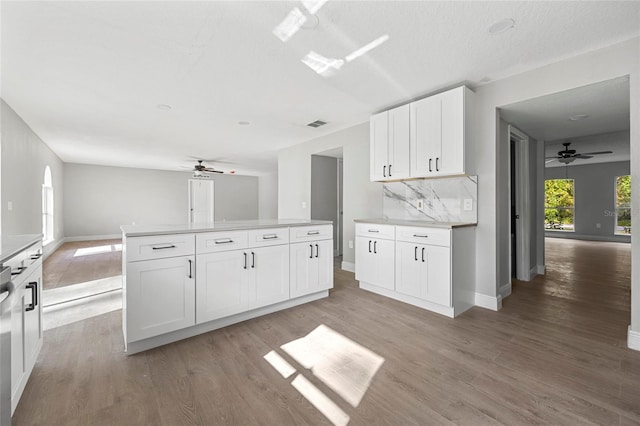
[7,201,12,211]
[348,240,353,249]
[301,201,307,209]
[463,198,473,211]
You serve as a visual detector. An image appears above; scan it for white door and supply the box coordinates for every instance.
[196,250,248,323]
[188,179,214,224]
[127,256,195,341]
[439,87,465,176]
[370,111,389,181]
[410,95,441,177]
[388,104,411,180]
[249,244,290,309]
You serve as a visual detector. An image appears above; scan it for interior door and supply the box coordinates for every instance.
[188,179,214,224]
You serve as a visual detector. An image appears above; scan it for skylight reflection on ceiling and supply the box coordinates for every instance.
[301,0,329,15]
[273,7,307,42]
[302,51,344,77]
[345,34,390,63]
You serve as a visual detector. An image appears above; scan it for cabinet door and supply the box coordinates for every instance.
[24,265,43,369]
[127,256,195,341]
[410,95,441,177]
[196,250,248,323]
[395,241,426,299]
[370,111,389,181]
[11,286,26,409]
[290,240,333,298]
[356,237,394,290]
[439,87,465,176]
[249,245,290,309]
[425,245,451,306]
[388,104,410,180]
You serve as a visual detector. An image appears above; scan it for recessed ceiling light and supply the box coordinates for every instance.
[569,114,589,121]
[238,121,251,126]
[157,104,172,110]
[488,18,515,35]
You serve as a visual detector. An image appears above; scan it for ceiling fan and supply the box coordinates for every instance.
[192,160,223,174]
[545,142,612,164]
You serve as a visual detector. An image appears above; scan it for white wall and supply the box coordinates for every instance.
[1,100,65,253]
[258,173,278,220]
[64,163,258,238]
[278,122,382,265]
[545,161,631,242]
[474,37,639,342]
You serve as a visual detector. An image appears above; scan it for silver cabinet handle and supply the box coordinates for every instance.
[413,234,429,238]
[152,244,175,250]
[307,231,320,235]
[215,239,234,244]
[262,234,278,240]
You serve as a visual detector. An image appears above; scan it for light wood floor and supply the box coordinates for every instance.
[14,238,640,425]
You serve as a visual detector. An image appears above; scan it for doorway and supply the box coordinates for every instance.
[508,125,531,282]
[188,178,214,224]
[310,148,344,259]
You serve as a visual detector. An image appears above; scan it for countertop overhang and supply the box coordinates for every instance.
[354,219,477,229]
[0,234,43,265]
[121,219,333,237]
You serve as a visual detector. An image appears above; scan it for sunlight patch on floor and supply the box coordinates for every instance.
[43,275,122,306]
[73,244,122,257]
[264,324,384,426]
[43,289,121,330]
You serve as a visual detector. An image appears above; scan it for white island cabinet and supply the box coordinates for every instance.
[354,219,476,318]
[121,220,333,354]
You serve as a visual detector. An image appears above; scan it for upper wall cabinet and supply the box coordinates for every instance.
[370,104,410,181]
[410,86,474,178]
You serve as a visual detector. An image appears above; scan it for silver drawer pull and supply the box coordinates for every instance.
[152,244,176,250]
[413,234,429,238]
[215,239,234,244]
[262,235,278,240]
[368,229,380,233]
[307,231,320,235]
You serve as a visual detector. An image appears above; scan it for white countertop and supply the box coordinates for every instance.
[354,218,477,229]
[0,234,42,264]
[121,219,333,237]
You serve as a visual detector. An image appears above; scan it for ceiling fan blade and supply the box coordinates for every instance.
[545,156,560,159]
[575,155,593,159]
[579,151,613,156]
[545,158,558,164]
[203,168,223,173]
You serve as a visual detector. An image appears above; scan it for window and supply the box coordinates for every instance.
[615,175,631,235]
[42,166,54,244]
[545,179,575,232]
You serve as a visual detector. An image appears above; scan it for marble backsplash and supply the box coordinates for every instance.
[383,176,478,222]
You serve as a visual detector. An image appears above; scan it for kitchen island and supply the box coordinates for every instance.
[121,220,333,354]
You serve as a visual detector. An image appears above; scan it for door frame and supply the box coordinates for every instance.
[508,125,532,281]
[188,178,214,224]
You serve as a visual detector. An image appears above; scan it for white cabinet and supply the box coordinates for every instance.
[395,241,450,306]
[355,237,395,290]
[8,242,43,414]
[370,104,410,181]
[126,256,195,342]
[196,244,289,323]
[290,239,333,298]
[410,86,473,178]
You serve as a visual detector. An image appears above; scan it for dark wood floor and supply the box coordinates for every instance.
[15,238,640,425]
[43,240,122,289]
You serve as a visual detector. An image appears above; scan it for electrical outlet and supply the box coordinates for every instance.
[416,199,424,211]
[463,198,473,211]
[301,201,307,209]
[348,240,353,249]
[596,223,601,229]
[7,201,12,211]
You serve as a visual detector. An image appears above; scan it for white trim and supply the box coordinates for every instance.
[341,261,355,273]
[545,232,631,243]
[64,234,121,242]
[475,292,502,311]
[628,326,640,351]
[536,264,545,275]
[499,282,512,299]
[360,282,455,318]
[529,266,538,279]
[42,238,66,260]
[509,125,532,282]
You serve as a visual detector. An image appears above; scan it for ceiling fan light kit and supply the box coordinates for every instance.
[545,141,613,165]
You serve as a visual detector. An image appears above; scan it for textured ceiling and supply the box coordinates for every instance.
[1,1,639,175]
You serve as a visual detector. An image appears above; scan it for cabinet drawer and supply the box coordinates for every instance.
[395,226,451,247]
[289,225,333,243]
[356,223,395,240]
[196,231,248,254]
[24,243,43,267]
[248,228,289,247]
[127,234,195,262]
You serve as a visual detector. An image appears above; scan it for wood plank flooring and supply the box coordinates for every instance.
[14,238,640,425]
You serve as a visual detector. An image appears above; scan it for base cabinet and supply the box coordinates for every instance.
[290,239,333,298]
[249,245,290,309]
[355,236,395,290]
[126,256,196,342]
[395,242,450,306]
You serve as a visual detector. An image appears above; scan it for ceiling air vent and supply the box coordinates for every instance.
[307,120,327,128]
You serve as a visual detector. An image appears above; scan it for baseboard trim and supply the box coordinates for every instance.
[475,292,502,311]
[545,232,631,243]
[360,282,455,318]
[499,282,512,299]
[64,234,121,242]
[536,264,545,275]
[43,238,66,260]
[628,326,640,351]
[341,261,355,273]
